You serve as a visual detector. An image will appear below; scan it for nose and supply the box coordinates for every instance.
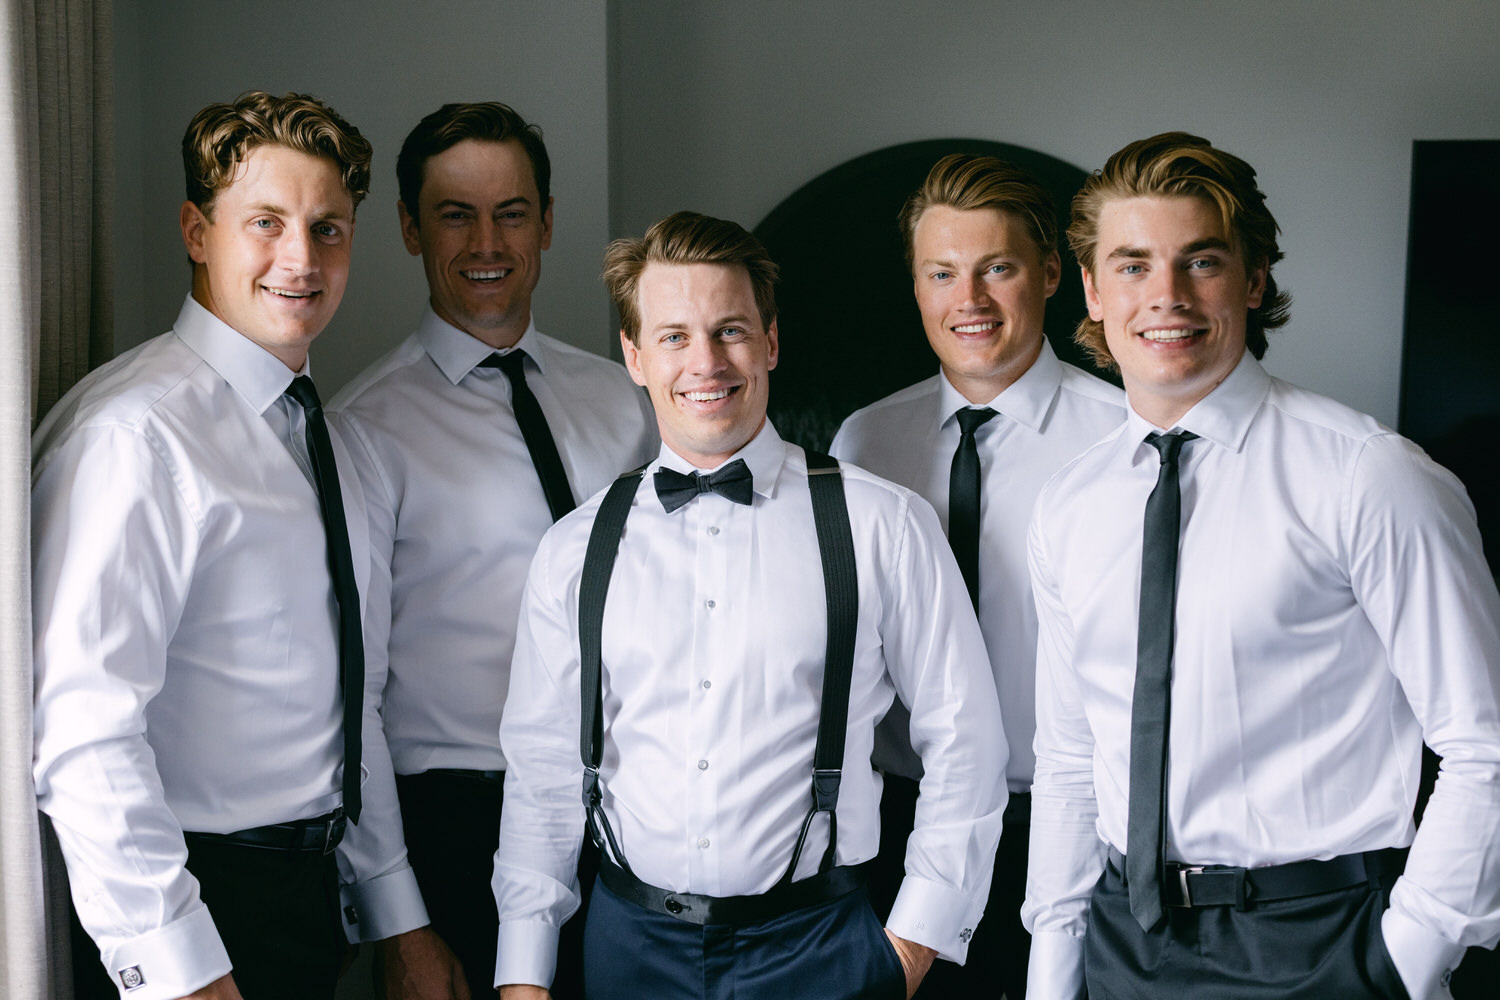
[685,334,728,376]
[1148,266,1190,310]
[959,272,991,309]
[277,226,316,274]
[470,216,507,256]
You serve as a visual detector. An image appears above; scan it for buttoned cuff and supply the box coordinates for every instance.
[495,919,560,990]
[1382,906,1464,1000]
[339,866,430,943]
[1025,929,1087,1000]
[97,904,231,999]
[886,875,982,963]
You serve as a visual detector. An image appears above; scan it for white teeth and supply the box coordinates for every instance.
[267,288,313,299]
[685,389,731,402]
[953,322,998,334]
[1142,328,1198,342]
[464,269,510,280]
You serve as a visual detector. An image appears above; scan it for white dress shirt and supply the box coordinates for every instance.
[32,295,369,1000]
[831,340,1123,790]
[328,308,656,940]
[492,424,1007,988]
[1023,352,1500,1000]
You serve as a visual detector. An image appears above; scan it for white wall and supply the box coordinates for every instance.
[113,0,613,395]
[611,0,1500,426]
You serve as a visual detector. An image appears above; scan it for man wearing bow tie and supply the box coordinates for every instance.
[490,211,1007,1000]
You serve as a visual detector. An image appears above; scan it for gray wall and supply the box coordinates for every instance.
[115,1,1500,424]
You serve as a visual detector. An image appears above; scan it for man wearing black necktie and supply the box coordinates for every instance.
[1023,133,1500,1000]
[491,212,1006,1000]
[831,154,1124,998]
[33,92,374,1000]
[329,103,654,1000]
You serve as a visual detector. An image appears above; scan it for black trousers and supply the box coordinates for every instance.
[582,875,905,1000]
[396,769,595,999]
[867,773,1030,999]
[1083,852,1409,999]
[70,835,342,1000]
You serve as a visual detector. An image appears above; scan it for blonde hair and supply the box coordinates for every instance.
[182,91,372,217]
[603,211,779,345]
[1068,132,1290,370]
[899,153,1057,271]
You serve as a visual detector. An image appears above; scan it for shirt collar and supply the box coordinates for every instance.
[416,306,544,385]
[937,337,1062,433]
[653,420,786,501]
[171,293,308,415]
[1120,349,1270,462]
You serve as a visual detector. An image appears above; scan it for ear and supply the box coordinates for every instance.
[1082,265,1104,322]
[1246,259,1267,309]
[398,200,422,256]
[621,329,646,387]
[181,201,210,263]
[540,196,554,251]
[765,317,779,372]
[1043,249,1062,299]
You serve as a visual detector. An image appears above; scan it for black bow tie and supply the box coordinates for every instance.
[653,459,754,513]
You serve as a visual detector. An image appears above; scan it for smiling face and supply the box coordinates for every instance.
[181,144,355,370]
[913,205,1061,402]
[621,262,779,469]
[1083,194,1266,428]
[399,138,553,349]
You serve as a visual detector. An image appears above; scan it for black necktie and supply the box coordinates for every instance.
[654,459,754,513]
[479,349,576,522]
[284,375,364,823]
[949,407,998,608]
[1126,430,1197,929]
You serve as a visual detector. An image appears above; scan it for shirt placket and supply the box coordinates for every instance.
[685,495,731,892]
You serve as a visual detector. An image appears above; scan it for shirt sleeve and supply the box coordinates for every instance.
[1345,434,1500,997]
[877,491,1008,964]
[492,530,588,990]
[329,416,430,943]
[32,423,232,999]
[1020,500,1103,1000]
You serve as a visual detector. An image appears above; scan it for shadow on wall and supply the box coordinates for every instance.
[754,138,1116,453]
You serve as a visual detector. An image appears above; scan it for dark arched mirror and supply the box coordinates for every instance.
[754,138,1115,452]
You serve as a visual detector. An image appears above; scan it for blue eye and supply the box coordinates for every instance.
[931,271,951,281]
[988,263,1009,275]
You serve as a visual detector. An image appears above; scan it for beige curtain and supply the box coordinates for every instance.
[1,1,112,997]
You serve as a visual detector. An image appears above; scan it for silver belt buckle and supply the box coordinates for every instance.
[1175,865,1206,907]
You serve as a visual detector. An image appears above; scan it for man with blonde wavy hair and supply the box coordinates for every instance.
[831,152,1123,999]
[34,91,374,1000]
[1024,132,1500,1000]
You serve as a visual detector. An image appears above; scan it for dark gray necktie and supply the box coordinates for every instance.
[949,407,998,609]
[1126,430,1196,929]
[479,349,576,522]
[284,375,364,823]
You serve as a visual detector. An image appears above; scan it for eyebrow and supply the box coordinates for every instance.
[920,250,1023,269]
[432,196,533,212]
[1104,236,1232,261]
[247,203,350,222]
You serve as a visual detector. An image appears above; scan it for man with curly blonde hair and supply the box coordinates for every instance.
[34,91,373,1000]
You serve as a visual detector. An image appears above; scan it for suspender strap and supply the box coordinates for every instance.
[577,451,859,887]
[579,466,647,873]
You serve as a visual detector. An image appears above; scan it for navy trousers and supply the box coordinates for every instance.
[1083,852,1410,999]
[582,876,906,1000]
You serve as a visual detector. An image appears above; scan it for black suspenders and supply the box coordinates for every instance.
[578,450,858,887]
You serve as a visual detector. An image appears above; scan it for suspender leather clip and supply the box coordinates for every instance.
[582,765,601,809]
[812,768,842,812]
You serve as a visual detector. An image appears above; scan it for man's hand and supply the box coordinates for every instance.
[377,926,471,1000]
[180,973,245,1000]
[884,929,938,1000]
[497,986,551,999]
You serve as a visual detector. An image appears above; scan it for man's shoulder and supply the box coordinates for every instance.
[839,376,941,431]
[327,333,430,414]
[1260,375,1388,445]
[533,332,638,391]
[1054,360,1127,410]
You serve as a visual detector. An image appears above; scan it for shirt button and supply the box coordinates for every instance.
[708,526,720,536]
[702,680,712,689]
[697,837,710,849]
[706,599,716,609]
[698,759,709,770]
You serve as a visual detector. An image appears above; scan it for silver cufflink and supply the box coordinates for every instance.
[118,965,146,990]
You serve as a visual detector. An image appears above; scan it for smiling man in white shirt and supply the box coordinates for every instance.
[491,211,1007,1000]
[329,102,655,1000]
[33,91,373,1000]
[831,154,1123,999]
[1023,132,1500,1000]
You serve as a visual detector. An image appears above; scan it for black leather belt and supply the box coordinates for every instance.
[423,768,506,783]
[1109,845,1407,909]
[598,857,867,926]
[185,808,346,855]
